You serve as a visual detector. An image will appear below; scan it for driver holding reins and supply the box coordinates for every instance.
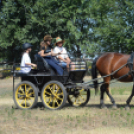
[53,37,75,70]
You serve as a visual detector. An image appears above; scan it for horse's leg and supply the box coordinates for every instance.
[126,84,134,109]
[104,77,117,108]
[100,84,107,108]
[106,89,117,108]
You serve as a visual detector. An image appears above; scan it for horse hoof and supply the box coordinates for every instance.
[112,104,117,109]
[100,105,107,109]
[125,106,130,110]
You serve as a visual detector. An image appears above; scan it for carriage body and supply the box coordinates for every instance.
[13,55,90,110]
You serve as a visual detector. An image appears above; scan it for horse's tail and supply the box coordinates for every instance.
[91,57,99,95]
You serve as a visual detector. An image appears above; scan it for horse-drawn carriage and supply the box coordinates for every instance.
[2,52,134,110]
[13,54,90,110]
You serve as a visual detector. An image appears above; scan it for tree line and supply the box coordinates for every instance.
[0,0,134,62]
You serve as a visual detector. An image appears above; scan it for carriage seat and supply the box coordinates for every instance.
[34,54,50,71]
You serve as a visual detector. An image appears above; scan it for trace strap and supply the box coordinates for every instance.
[83,63,128,85]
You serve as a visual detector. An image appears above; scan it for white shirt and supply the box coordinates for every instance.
[53,46,68,62]
[20,53,31,73]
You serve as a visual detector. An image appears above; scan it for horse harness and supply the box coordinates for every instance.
[127,52,134,81]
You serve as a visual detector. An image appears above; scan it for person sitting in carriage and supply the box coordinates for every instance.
[53,37,75,70]
[20,43,37,73]
[38,35,64,76]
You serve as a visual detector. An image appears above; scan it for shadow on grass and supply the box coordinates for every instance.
[35,102,74,109]
[34,102,134,110]
[84,103,134,109]
[11,102,134,110]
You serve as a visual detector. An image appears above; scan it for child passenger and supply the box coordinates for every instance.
[20,43,37,73]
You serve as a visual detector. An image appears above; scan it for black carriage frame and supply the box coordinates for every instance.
[12,54,88,96]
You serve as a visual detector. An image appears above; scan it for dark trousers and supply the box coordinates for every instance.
[44,57,63,76]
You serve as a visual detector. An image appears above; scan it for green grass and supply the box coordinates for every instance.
[1,106,134,133]
[1,77,134,133]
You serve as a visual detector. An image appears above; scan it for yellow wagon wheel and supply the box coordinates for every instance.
[41,81,67,110]
[13,81,38,109]
[68,88,90,107]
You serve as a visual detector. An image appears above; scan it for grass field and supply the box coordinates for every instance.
[0,77,134,134]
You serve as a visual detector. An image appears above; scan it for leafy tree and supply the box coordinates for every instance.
[0,0,95,61]
[1,0,134,62]
[89,0,134,53]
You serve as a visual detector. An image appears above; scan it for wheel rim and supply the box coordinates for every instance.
[43,83,64,109]
[68,88,88,106]
[15,84,35,109]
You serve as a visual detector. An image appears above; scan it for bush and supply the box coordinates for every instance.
[86,61,92,76]
[1,70,12,78]
[0,65,12,78]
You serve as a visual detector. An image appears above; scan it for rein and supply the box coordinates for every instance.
[83,63,128,85]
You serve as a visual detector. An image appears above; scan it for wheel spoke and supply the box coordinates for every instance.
[27,99,32,107]
[52,84,56,93]
[74,98,77,104]
[56,92,63,96]
[18,96,24,100]
[27,92,34,96]
[80,94,86,101]
[52,98,55,108]
[19,87,24,94]
[78,96,81,104]
[56,96,63,101]
[80,89,84,92]
[17,93,25,96]
[20,99,25,105]
[55,99,60,107]
[27,96,34,100]
[47,97,52,104]
[25,98,26,108]
[74,97,81,105]
[56,87,60,94]
[45,91,51,96]
[48,86,53,93]
[56,93,63,98]
[26,87,32,94]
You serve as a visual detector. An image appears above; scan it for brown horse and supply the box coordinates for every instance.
[91,52,134,109]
